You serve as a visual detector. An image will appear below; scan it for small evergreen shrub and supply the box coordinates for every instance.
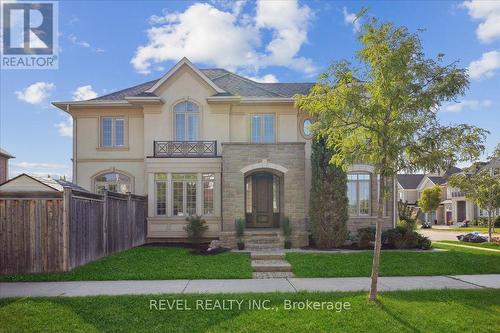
[235,218,245,250]
[184,215,208,248]
[384,226,431,250]
[282,217,292,249]
[357,227,376,248]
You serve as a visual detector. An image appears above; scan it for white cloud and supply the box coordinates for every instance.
[68,34,104,53]
[468,50,500,79]
[343,7,360,32]
[131,0,315,75]
[10,161,71,180]
[245,74,278,83]
[15,82,54,104]
[442,99,492,112]
[72,85,98,101]
[55,116,73,137]
[462,0,500,43]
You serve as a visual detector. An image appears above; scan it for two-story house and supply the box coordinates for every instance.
[0,148,14,184]
[53,58,395,247]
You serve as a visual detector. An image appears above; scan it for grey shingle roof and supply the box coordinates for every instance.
[91,68,314,101]
[427,176,447,185]
[397,174,425,189]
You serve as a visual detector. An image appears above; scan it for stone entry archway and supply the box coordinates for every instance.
[245,171,281,228]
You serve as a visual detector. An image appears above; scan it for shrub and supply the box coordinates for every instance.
[282,217,292,249]
[235,218,245,242]
[416,234,432,250]
[398,219,416,231]
[385,226,418,249]
[309,138,348,248]
[357,227,376,248]
[184,215,208,248]
[495,216,500,228]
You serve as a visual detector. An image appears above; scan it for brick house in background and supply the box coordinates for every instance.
[0,148,14,184]
[52,58,396,248]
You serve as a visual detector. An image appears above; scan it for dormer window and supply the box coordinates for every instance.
[174,101,199,141]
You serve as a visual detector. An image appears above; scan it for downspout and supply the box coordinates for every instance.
[68,104,77,184]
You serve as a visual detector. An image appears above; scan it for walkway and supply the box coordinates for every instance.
[1,274,499,298]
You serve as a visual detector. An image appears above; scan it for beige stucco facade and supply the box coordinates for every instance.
[54,58,394,247]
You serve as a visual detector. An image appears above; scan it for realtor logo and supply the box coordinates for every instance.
[1,1,58,69]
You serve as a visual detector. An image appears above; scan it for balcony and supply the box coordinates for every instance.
[452,191,466,198]
[153,141,217,158]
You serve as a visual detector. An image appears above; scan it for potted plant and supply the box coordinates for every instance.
[282,217,292,249]
[235,218,245,250]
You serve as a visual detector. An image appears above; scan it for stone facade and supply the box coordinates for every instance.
[221,143,308,247]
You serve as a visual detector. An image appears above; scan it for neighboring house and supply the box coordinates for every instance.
[396,174,425,205]
[52,58,396,247]
[0,173,87,193]
[0,148,14,184]
[416,175,451,225]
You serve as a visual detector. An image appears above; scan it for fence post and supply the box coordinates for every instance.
[127,193,133,247]
[62,188,71,271]
[102,190,108,255]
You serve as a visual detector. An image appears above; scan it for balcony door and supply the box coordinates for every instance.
[174,101,199,141]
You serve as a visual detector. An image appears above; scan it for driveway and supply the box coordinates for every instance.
[418,229,469,241]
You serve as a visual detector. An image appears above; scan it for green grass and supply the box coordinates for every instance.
[436,241,500,250]
[0,246,252,282]
[428,227,499,234]
[287,248,500,277]
[1,290,499,332]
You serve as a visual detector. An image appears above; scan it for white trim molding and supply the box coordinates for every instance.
[347,164,375,174]
[240,159,288,174]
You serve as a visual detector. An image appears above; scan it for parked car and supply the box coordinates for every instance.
[421,222,432,229]
[457,232,487,243]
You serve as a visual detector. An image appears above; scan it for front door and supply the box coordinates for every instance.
[246,173,274,227]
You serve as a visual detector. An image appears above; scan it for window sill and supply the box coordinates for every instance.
[97,146,130,151]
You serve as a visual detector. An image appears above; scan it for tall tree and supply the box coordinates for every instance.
[449,157,500,241]
[419,185,442,223]
[295,17,487,302]
[310,138,349,248]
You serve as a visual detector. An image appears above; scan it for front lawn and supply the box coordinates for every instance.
[287,248,500,277]
[0,246,252,282]
[436,241,500,250]
[1,289,499,332]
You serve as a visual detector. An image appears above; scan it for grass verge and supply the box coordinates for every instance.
[0,247,252,282]
[287,248,500,277]
[1,289,499,332]
[435,241,500,250]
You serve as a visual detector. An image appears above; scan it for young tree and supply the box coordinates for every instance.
[309,138,349,248]
[295,17,487,302]
[419,186,442,223]
[449,160,500,241]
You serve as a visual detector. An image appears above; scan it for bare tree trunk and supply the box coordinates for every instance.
[488,210,492,242]
[369,174,385,302]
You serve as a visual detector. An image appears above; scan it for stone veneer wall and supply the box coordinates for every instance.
[220,143,308,247]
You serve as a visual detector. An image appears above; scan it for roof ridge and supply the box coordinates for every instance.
[222,71,285,97]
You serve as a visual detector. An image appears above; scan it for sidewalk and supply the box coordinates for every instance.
[1,274,499,298]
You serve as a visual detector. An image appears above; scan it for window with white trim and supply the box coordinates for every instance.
[94,172,131,194]
[101,117,125,147]
[174,101,199,141]
[203,173,215,215]
[347,173,371,216]
[172,174,197,216]
[155,173,168,216]
[251,114,275,143]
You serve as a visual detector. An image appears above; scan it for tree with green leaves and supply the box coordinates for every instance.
[449,158,500,241]
[295,16,487,302]
[419,185,442,223]
[309,138,349,248]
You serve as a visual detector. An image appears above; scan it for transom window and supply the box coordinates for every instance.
[94,172,131,194]
[347,173,371,216]
[251,114,275,143]
[174,101,199,141]
[101,117,125,147]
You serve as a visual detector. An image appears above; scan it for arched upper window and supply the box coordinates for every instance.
[174,101,199,141]
[94,172,132,194]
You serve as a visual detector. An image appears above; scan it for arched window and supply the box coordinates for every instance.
[174,101,199,141]
[94,172,132,194]
[300,118,313,139]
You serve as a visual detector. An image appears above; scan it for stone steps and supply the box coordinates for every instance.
[251,259,292,272]
[251,252,286,260]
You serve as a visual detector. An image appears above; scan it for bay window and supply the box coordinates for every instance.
[347,173,371,216]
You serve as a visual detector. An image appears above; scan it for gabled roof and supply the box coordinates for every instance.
[53,58,315,109]
[397,174,425,189]
[427,176,447,185]
[0,148,14,159]
[0,173,87,192]
[442,166,463,177]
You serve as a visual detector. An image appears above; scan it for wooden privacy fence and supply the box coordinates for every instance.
[0,189,147,274]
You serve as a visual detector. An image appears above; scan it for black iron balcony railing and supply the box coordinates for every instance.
[452,191,466,198]
[153,141,217,157]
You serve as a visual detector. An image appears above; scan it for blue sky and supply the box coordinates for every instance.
[0,0,499,179]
